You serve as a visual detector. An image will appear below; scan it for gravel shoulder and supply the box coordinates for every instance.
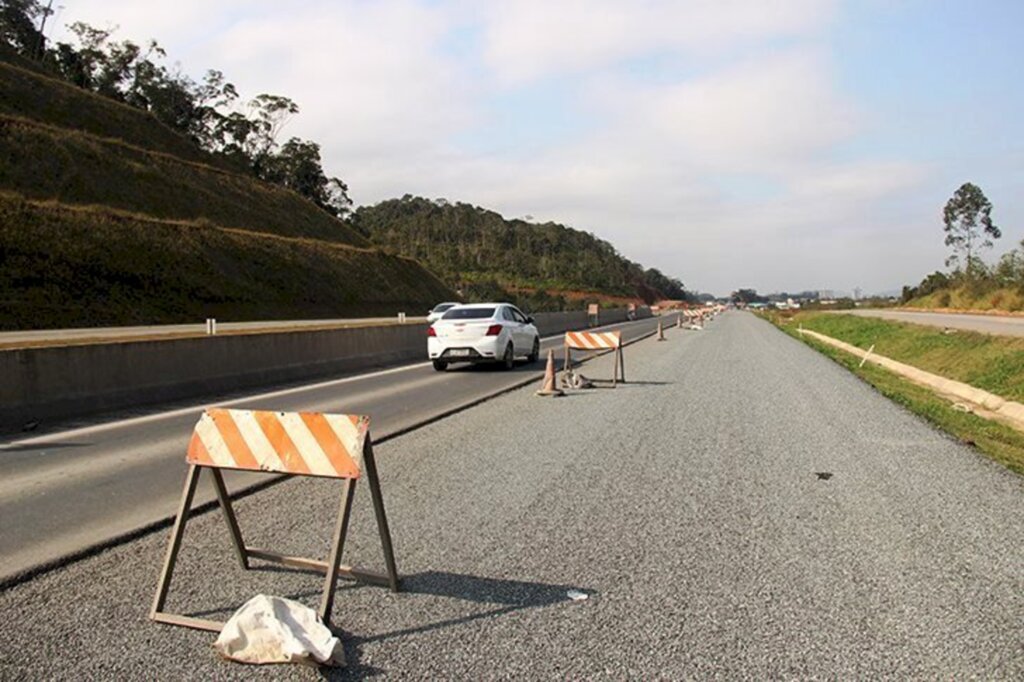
[1,312,1021,680]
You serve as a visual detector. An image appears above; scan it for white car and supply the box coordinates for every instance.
[426,302,461,323]
[428,303,541,371]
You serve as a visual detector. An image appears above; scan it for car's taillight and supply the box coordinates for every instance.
[485,324,503,336]
[427,326,437,337]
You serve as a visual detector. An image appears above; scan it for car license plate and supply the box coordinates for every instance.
[449,349,470,357]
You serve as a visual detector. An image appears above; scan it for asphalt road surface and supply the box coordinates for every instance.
[0,316,661,582]
[0,312,1020,679]
[843,309,1024,337]
[0,316,427,348]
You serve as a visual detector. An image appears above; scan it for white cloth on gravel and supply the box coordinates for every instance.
[213,595,345,667]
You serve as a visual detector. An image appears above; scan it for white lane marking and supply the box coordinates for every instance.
[1,361,432,448]
[1,317,654,448]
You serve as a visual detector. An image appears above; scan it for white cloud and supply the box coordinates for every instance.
[478,0,838,85]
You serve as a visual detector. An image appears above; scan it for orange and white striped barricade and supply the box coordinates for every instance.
[151,408,399,632]
[563,330,625,385]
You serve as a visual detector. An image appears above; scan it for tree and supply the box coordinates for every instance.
[943,182,1000,275]
[731,289,764,304]
[0,0,48,57]
[262,137,352,217]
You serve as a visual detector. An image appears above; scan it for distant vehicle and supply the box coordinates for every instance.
[427,303,541,371]
[426,302,460,323]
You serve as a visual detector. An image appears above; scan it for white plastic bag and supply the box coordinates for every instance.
[213,595,345,667]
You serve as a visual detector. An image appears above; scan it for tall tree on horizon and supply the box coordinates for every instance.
[943,182,1000,275]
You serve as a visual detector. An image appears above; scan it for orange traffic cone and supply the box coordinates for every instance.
[536,349,565,397]
[657,319,666,341]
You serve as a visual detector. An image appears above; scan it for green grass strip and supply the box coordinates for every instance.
[769,315,1024,476]
[789,312,1024,403]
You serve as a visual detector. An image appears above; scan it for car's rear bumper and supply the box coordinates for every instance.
[428,336,503,362]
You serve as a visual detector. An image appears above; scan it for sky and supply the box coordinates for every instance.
[50,1,1024,297]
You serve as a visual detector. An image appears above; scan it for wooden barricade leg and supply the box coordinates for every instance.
[319,478,356,625]
[210,468,249,570]
[151,465,223,632]
[363,440,400,591]
[619,346,626,384]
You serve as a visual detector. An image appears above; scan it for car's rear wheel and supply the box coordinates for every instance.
[432,360,448,372]
[501,343,515,370]
[527,337,540,363]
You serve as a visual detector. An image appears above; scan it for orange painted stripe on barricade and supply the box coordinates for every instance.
[186,408,368,479]
[564,330,622,350]
[187,431,215,467]
[215,410,260,471]
[301,412,361,479]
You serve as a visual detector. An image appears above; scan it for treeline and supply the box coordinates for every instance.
[350,196,688,306]
[902,241,1024,309]
[0,1,350,217]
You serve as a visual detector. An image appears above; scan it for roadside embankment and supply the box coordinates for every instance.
[769,311,1024,475]
[798,328,1024,431]
[788,312,1024,401]
[1,307,647,432]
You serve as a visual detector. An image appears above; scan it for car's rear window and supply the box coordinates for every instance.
[442,307,495,320]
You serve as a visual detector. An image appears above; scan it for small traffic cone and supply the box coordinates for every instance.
[657,319,666,341]
[535,349,564,397]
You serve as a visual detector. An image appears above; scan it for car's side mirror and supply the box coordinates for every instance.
[527,316,534,324]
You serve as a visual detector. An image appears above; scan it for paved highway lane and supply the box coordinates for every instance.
[0,311,1020,679]
[841,308,1024,336]
[0,316,662,582]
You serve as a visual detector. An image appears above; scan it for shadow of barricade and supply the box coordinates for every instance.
[322,570,594,680]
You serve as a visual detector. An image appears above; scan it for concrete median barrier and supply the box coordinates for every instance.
[1,324,428,431]
[1,307,650,431]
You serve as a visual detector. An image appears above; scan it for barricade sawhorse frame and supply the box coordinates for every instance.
[563,330,625,386]
[151,408,399,632]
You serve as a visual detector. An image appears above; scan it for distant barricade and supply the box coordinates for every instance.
[563,330,625,386]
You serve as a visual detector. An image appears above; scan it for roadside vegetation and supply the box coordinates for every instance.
[351,196,690,310]
[765,310,1024,475]
[901,182,1024,312]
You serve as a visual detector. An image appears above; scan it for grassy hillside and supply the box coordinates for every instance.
[0,52,455,329]
[0,59,223,168]
[0,195,452,328]
[351,196,687,305]
[0,116,367,245]
[905,286,1024,313]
